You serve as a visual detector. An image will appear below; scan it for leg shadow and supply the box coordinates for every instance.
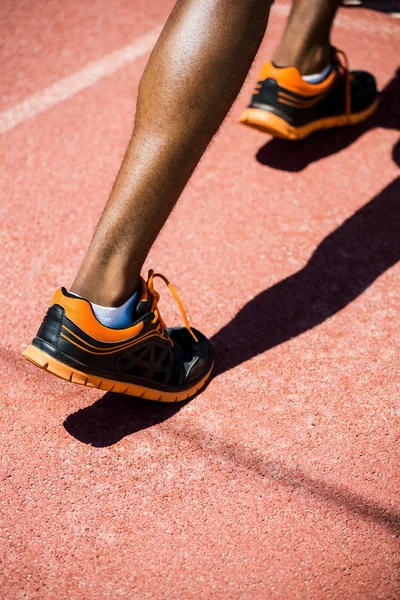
[212,177,400,376]
[65,179,400,444]
[256,69,400,172]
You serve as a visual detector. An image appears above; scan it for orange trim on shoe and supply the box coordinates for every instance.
[255,61,338,98]
[60,327,163,355]
[277,89,331,108]
[51,288,144,343]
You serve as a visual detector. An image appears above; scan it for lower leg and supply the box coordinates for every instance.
[272,0,341,75]
[71,0,272,306]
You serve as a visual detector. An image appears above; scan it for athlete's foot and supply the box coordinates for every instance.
[23,271,214,402]
[240,47,379,140]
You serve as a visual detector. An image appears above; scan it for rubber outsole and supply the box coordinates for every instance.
[22,344,213,403]
[239,97,380,140]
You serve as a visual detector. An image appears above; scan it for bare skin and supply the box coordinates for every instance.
[273,0,341,74]
[72,0,340,307]
[72,0,273,305]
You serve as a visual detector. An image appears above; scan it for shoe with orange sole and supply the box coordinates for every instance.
[22,271,214,403]
[240,48,379,140]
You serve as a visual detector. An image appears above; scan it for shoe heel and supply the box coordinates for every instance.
[240,108,297,140]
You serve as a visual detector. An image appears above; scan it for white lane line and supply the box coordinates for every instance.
[0,25,162,135]
[1,8,396,136]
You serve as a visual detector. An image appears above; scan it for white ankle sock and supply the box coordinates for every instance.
[302,63,333,84]
[69,289,139,329]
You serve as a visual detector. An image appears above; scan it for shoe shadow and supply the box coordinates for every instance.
[343,0,400,14]
[64,394,186,447]
[211,177,400,376]
[63,376,213,447]
[255,69,400,172]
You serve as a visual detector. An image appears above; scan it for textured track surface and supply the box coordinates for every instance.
[1,1,399,598]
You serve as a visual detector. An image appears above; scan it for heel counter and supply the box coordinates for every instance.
[250,77,279,109]
[36,304,65,348]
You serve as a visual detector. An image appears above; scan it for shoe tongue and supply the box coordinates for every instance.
[134,276,152,317]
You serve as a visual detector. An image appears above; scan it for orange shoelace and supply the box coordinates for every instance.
[335,48,353,122]
[147,270,198,343]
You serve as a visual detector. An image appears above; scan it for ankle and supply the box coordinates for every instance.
[71,260,140,307]
[272,43,332,76]
[298,45,332,76]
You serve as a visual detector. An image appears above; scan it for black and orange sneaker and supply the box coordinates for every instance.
[240,48,379,140]
[22,271,213,402]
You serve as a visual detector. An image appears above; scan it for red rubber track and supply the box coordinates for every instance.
[1,1,399,598]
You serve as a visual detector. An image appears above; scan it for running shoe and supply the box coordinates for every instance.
[23,271,214,402]
[240,48,379,140]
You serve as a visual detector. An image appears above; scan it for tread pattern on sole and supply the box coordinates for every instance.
[22,345,212,403]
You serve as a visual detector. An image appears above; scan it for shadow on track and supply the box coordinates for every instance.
[63,377,212,447]
[342,0,400,14]
[62,57,400,541]
[212,177,400,376]
[64,72,399,446]
[166,423,400,535]
[64,394,186,447]
[64,177,400,445]
[256,69,400,172]
[64,403,400,534]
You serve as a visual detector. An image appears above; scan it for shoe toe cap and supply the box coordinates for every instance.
[167,327,214,385]
[350,70,379,111]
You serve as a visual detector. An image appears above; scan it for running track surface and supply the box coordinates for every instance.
[1,1,399,598]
